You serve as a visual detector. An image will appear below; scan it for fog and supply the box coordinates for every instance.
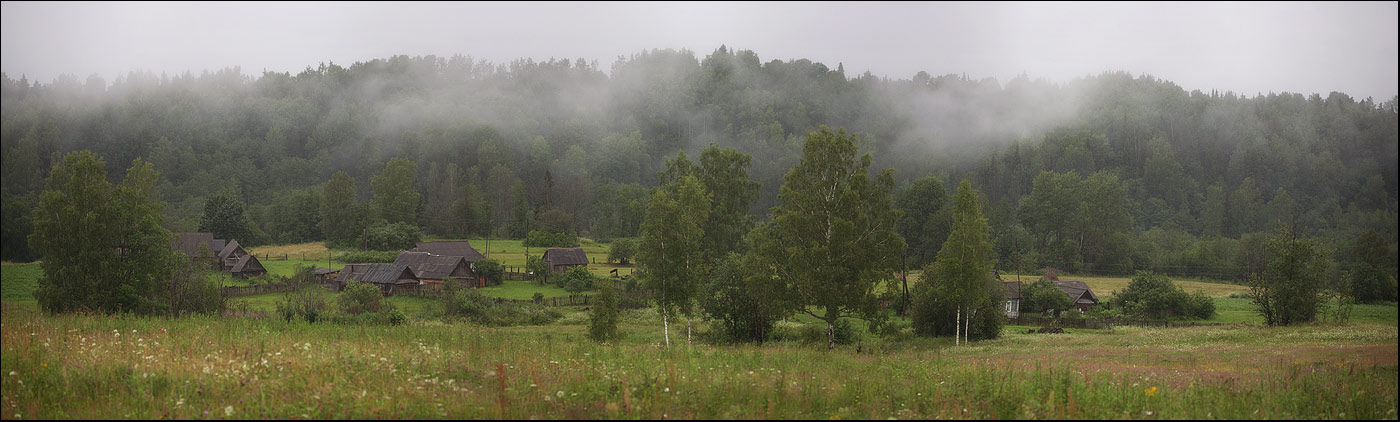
[3,2,1397,101]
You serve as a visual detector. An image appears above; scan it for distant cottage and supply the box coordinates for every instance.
[340,263,420,295]
[1003,281,1022,318]
[542,248,588,274]
[393,251,480,289]
[171,232,267,278]
[1053,280,1100,313]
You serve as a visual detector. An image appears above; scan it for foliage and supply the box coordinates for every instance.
[607,238,638,264]
[522,230,580,247]
[442,289,562,326]
[370,157,421,225]
[588,281,623,342]
[474,258,504,287]
[363,221,421,251]
[1019,278,1073,316]
[526,255,550,285]
[699,253,791,344]
[755,127,905,349]
[534,209,575,234]
[911,180,1002,340]
[559,265,596,295]
[30,151,175,315]
[895,175,950,268]
[167,253,225,316]
[338,281,387,315]
[276,285,332,323]
[320,171,364,248]
[1249,225,1333,326]
[638,160,710,342]
[1346,229,1398,303]
[198,189,252,245]
[0,189,37,261]
[1111,271,1216,319]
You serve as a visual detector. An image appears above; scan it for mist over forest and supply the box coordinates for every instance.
[2,46,1396,281]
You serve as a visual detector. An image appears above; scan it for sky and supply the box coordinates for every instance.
[3,1,1397,101]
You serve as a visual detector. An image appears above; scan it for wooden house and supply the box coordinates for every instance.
[170,232,265,278]
[342,263,420,295]
[1003,281,1022,318]
[1053,280,1100,313]
[393,251,480,289]
[543,247,588,274]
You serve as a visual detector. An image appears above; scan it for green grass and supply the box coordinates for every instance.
[2,302,1396,419]
[477,280,583,300]
[1,263,41,303]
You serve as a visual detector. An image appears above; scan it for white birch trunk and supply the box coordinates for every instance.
[663,312,670,349]
[955,307,961,346]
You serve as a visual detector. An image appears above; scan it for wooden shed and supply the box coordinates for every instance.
[1003,281,1022,318]
[393,251,480,289]
[342,263,420,296]
[543,248,588,274]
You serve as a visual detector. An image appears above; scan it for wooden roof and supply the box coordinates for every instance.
[410,241,485,261]
[543,248,588,266]
[393,252,475,280]
[1003,281,1022,300]
[230,254,265,274]
[218,239,244,260]
[171,232,215,258]
[1054,280,1099,304]
[357,264,419,285]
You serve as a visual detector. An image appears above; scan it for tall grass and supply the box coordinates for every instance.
[3,303,1395,419]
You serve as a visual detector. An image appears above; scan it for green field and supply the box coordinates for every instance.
[2,301,1396,419]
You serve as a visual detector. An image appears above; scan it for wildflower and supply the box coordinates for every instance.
[1144,386,1158,397]
[225,406,234,416]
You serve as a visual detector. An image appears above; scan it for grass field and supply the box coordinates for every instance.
[2,301,1395,419]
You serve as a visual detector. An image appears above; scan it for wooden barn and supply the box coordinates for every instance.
[342,263,420,295]
[171,232,266,278]
[542,247,588,274]
[393,251,480,289]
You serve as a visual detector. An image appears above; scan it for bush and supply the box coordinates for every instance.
[698,253,789,343]
[364,221,421,251]
[1020,278,1073,316]
[276,286,331,323]
[443,289,562,326]
[796,319,859,346]
[560,266,596,294]
[532,292,545,303]
[167,256,224,316]
[526,255,550,285]
[1112,271,1216,319]
[607,238,638,264]
[339,282,386,315]
[523,230,579,247]
[473,258,504,286]
[588,282,622,342]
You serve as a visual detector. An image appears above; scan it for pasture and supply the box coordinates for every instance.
[2,301,1395,419]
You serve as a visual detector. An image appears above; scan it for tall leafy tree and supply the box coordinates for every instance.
[1248,225,1333,326]
[198,189,251,243]
[895,175,951,268]
[31,152,174,314]
[754,126,905,350]
[696,143,761,262]
[637,173,710,347]
[370,157,421,225]
[1347,229,1398,303]
[911,179,1003,341]
[320,171,364,248]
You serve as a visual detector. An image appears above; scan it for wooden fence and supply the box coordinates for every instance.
[222,282,296,297]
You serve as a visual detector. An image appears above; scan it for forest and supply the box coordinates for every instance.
[2,46,1396,286]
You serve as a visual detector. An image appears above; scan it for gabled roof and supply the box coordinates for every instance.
[337,264,373,283]
[230,254,265,274]
[357,264,418,285]
[410,241,485,261]
[1003,281,1022,300]
[172,232,215,258]
[393,252,475,280]
[211,239,227,256]
[543,248,588,266]
[218,239,243,260]
[1054,280,1099,304]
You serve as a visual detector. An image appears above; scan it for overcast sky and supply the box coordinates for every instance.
[3,1,1397,100]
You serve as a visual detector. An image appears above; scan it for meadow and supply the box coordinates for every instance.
[3,245,1397,419]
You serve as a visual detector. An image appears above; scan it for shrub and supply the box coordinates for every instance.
[796,319,859,346]
[167,256,224,316]
[473,258,504,286]
[607,238,638,264]
[698,253,789,343]
[339,282,386,315]
[532,292,545,303]
[1019,278,1073,316]
[588,282,622,342]
[275,286,331,323]
[560,266,596,294]
[1112,271,1216,319]
[526,255,550,285]
[1186,290,1216,319]
[443,289,563,326]
[523,230,579,247]
[364,221,421,251]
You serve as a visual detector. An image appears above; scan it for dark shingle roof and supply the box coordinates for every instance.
[230,254,265,274]
[357,264,418,285]
[394,252,475,280]
[172,232,215,258]
[337,264,373,283]
[410,241,486,261]
[1004,281,1022,300]
[544,248,588,266]
[218,239,243,260]
[1054,280,1099,304]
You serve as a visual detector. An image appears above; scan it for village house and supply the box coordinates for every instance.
[542,247,588,274]
[171,232,267,278]
[1003,281,1022,318]
[1053,280,1100,313]
[393,251,480,289]
[340,263,420,295]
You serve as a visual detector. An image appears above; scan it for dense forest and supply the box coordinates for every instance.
[2,46,1396,284]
